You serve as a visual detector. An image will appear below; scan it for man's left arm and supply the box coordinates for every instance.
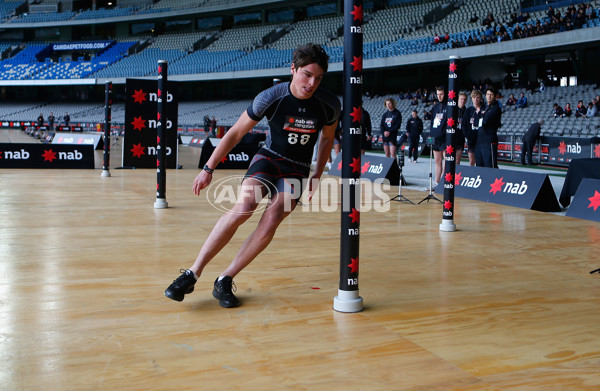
[308,121,337,200]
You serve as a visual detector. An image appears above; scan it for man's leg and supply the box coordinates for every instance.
[164,179,265,302]
[220,190,297,279]
[212,191,298,308]
[433,149,443,183]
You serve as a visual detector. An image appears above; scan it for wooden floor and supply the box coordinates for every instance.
[1,132,600,390]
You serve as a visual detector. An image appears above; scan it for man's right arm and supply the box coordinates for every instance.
[193,111,258,195]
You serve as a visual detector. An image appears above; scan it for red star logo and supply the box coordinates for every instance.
[455,171,463,185]
[361,161,370,174]
[588,191,600,211]
[594,144,600,158]
[490,177,505,195]
[350,106,362,123]
[132,89,146,104]
[445,144,454,155]
[157,159,160,167]
[289,117,295,123]
[130,143,145,158]
[221,155,228,164]
[157,89,162,97]
[349,157,361,173]
[349,208,360,223]
[337,161,343,170]
[444,200,452,210]
[347,257,358,274]
[351,55,362,72]
[448,90,456,100]
[558,141,567,155]
[131,116,146,131]
[447,117,455,128]
[42,149,57,162]
[157,112,161,120]
[157,136,160,144]
[445,172,453,183]
[351,5,363,21]
[0,151,3,159]
[449,62,457,72]
[158,65,162,74]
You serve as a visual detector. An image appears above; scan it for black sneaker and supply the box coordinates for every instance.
[164,269,196,302]
[212,276,240,308]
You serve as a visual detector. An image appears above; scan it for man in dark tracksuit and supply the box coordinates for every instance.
[475,87,502,168]
[521,119,544,165]
[405,109,423,162]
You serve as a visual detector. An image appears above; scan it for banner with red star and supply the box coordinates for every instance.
[123,78,179,168]
[0,143,94,169]
[565,178,600,222]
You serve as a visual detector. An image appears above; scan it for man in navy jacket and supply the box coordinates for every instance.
[475,87,502,168]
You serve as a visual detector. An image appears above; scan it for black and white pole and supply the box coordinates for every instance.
[440,56,460,232]
[101,81,112,177]
[334,0,364,313]
[154,60,168,209]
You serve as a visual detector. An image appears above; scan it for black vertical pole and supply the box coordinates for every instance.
[440,56,460,232]
[333,0,363,313]
[154,60,168,209]
[101,81,112,177]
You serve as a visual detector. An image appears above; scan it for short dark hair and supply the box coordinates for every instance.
[486,86,497,95]
[436,85,445,92]
[292,43,329,73]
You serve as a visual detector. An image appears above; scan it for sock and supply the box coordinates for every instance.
[218,275,226,282]
[188,270,199,280]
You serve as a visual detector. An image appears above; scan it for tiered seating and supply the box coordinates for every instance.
[93,47,186,78]
[73,7,139,20]
[169,49,245,75]
[269,15,343,50]
[0,0,20,21]
[207,23,285,52]
[10,11,75,23]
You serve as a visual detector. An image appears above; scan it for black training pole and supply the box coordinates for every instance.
[154,60,169,209]
[101,81,112,177]
[440,56,460,231]
[333,0,364,313]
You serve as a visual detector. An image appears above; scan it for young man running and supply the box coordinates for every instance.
[164,43,341,308]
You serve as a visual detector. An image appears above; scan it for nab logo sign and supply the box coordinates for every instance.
[228,152,250,162]
[458,174,482,189]
[2,149,30,159]
[58,150,84,160]
[368,163,383,174]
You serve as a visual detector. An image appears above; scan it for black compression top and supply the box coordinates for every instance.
[247,82,341,166]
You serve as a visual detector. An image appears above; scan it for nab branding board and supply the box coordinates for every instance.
[546,137,592,166]
[328,153,400,185]
[435,165,560,212]
[0,143,94,169]
[52,132,104,150]
[124,78,179,168]
[198,138,259,169]
[565,178,600,222]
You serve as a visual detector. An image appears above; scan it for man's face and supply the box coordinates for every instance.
[290,62,325,99]
[436,90,445,102]
[486,91,496,105]
[386,100,394,110]
[472,95,482,107]
[412,111,417,118]
[458,95,467,108]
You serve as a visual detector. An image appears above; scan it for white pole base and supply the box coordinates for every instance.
[154,198,168,209]
[101,170,111,177]
[439,219,456,232]
[333,289,363,313]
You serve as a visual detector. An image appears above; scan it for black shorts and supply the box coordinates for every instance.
[382,131,398,146]
[244,148,310,197]
[432,135,445,151]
